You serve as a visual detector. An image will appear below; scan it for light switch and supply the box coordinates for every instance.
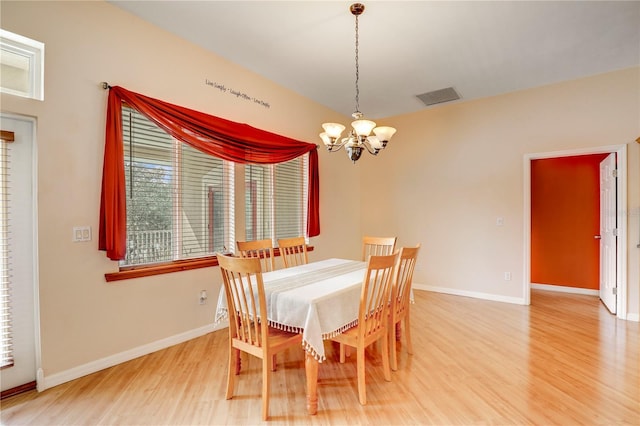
[72,226,92,242]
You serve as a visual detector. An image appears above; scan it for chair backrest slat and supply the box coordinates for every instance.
[278,236,308,268]
[218,254,268,348]
[359,252,398,338]
[393,245,421,319]
[237,239,276,272]
[362,236,397,261]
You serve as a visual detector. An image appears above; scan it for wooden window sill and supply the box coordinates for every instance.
[105,246,314,282]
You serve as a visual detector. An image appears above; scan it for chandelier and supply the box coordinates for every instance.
[319,3,396,163]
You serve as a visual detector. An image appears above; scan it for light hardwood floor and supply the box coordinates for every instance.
[1,290,638,425]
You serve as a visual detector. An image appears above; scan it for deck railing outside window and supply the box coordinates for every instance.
[125,230,173,265]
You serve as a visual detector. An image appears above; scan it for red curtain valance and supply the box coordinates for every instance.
[99,86,320,261]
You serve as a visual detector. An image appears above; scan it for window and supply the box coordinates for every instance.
[245,157,308,245]
[0,29,44,101]
[119,106,310,269]
[121,107,234,266]
[101,86,319,271]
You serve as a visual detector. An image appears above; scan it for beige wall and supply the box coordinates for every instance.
[1,0,638,386]
[0,0,359,380]
[360,67,639,314]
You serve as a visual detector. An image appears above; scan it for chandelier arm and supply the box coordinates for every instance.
[326,138,349,152]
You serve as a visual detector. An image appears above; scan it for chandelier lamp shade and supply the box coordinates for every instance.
[319,3,396,163]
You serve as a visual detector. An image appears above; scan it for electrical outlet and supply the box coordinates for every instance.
[504,272,512,281]
[199,290,208,305]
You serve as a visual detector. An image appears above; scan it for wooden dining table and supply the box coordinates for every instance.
[215,257,368,415]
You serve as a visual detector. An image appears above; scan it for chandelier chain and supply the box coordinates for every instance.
[354,14,360,115]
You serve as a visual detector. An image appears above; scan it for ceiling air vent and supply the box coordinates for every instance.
[416,87,461,106]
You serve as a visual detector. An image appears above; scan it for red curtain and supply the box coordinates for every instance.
[99,86,320,261]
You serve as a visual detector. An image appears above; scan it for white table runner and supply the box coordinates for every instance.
[215,258,367,361]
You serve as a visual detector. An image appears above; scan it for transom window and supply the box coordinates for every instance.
[0,29,44,101]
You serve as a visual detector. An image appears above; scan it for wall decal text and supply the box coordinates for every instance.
[205,79,271,109]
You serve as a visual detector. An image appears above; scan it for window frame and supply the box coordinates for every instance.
[0,29,44,101]
[118,106,235,269]
[105,107,311,282]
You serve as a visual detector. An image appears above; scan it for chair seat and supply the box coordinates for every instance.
[265,326,302,350]
[232,326,301,359]
[332,324,387,357]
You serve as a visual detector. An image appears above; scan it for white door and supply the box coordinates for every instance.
[0,114,38,392]
[599,153,617,314]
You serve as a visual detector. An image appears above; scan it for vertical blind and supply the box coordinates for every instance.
[121,107,234,266]
[0,131,13,368]
[245,156,308,244]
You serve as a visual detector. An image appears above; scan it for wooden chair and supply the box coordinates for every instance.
[217,254,302,421]
[362,236,397,261]
[277,236,308,268]
[389,244,420,371]
[330,252,398,405]
[236,238,276,272]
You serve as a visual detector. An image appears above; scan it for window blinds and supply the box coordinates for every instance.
[0,132,13,368]
[245,156,308,245]
[121,107,234,266]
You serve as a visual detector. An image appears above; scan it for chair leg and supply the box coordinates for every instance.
[405,314,414,355]
[390,320,398,371]
[356,344,367,405]
[226,345,237,399]
[381,330,391,382]
[339,343,346,363]
[271,354,277,371]
[235,349,241,375]
[262,355,270,421]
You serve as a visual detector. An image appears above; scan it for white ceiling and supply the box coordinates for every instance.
[108,1,640,119]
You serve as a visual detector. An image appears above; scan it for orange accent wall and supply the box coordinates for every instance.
[531,154,609,289]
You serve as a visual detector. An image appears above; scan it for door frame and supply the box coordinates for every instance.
[523,144,628,319]
[0,112,42,392]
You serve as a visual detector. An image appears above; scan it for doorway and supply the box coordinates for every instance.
[523,145,628,319]
[530,153,608,293]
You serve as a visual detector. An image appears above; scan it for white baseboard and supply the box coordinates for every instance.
[626,313,639,322]
[412,283,639,322]
[531,283,599,296]
[40,321,228,392]
[412,283,526,305]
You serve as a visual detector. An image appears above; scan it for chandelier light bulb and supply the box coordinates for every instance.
[321,122,346,139]
[373,126,397,144]
[351,119,376,137]
[319,132,332,146]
